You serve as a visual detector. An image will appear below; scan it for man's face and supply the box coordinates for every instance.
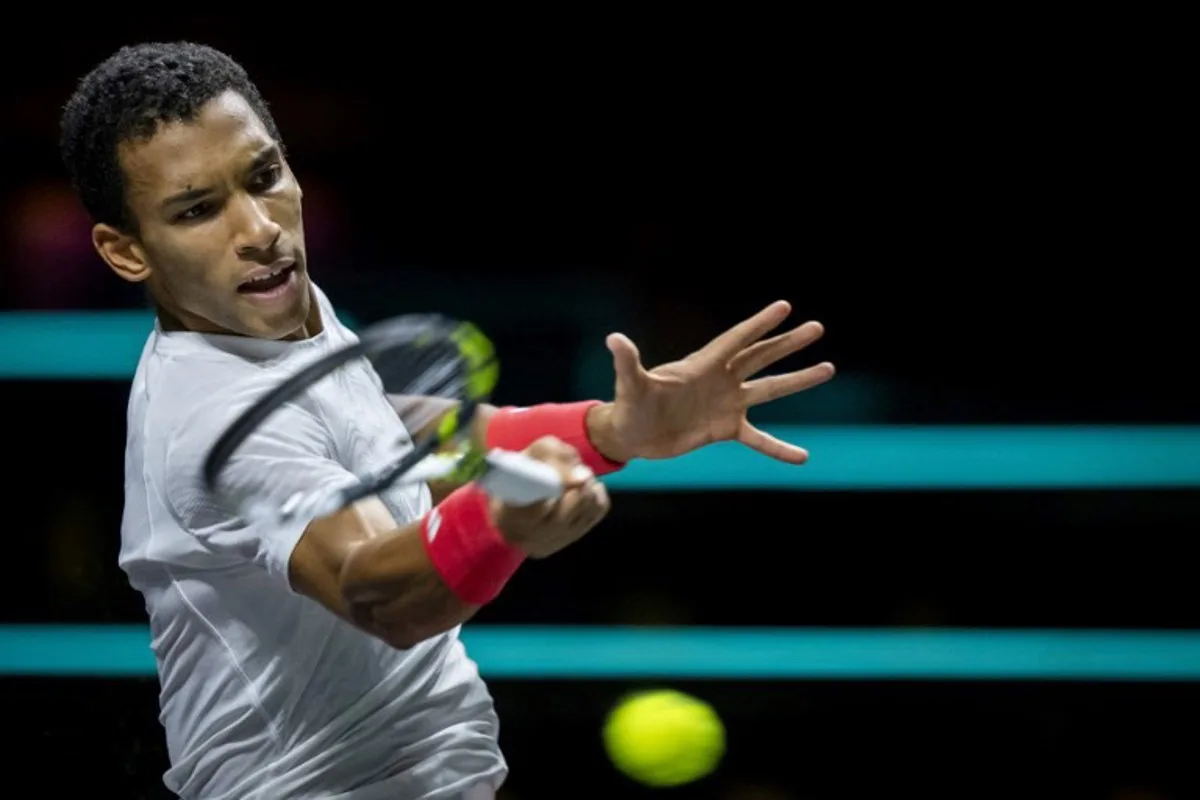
[112,90,311,339]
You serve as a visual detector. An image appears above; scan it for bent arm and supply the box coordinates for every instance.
[170,392,509,652]
[277,392,633,646]
[289,497,480,650]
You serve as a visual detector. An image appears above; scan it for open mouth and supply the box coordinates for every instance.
[238,265,296,295]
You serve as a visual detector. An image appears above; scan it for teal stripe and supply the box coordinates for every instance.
[4,314,1197,489]
[3,625,1200,680]
[0,310,360,378]
[602,425,1200,489]
[0,311,156,379]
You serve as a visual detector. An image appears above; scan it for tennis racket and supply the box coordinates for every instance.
[202,313,568,525]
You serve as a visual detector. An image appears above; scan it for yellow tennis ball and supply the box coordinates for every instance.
[602,689,726,787]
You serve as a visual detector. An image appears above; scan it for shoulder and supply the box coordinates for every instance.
[140,343,329,490]
[149,354,285,439]
[156,363,341,533]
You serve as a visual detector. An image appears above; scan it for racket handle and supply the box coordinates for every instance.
[477,449,575,505]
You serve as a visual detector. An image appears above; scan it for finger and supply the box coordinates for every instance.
[742,362,835,406]
[547,483,590,526]
[729,321,825,379]
[737,421,809,465]
[519,437,587,504]
[567,480,610,525]
[574,497,610,532]
[526,435,584,467]
[542,448,589,493]
[606,333,646,388]
[697,300,792,364]
[561,463,595,491]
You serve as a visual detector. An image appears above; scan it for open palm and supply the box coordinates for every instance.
[602,301,835,464]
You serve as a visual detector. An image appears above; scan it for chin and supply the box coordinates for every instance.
[269,300,313,340]
[238,294,311,340]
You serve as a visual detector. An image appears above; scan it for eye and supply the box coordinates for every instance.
[251,163,283,192]
[175,202,214,222]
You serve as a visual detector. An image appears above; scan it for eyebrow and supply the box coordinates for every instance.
[160,144,282,209]
[161,185,211,209]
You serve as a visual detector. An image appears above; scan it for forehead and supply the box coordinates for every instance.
[119,90,274,198]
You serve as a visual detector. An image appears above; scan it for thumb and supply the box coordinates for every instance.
[605,333,644,386]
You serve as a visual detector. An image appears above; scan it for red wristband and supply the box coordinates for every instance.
[486,400,625,476]
[421,485,525,606]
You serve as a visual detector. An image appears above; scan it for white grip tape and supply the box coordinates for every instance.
[477,449,577,505]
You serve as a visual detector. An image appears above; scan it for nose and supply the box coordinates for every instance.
[232,194,282,258]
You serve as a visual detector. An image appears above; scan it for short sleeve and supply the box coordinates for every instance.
[163,383,359,588]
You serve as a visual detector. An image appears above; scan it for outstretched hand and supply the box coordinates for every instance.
[590,301,835,464]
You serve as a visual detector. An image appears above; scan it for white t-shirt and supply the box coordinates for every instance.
[118,285,506,799]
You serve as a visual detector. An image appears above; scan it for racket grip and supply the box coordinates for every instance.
[477,449,573,505]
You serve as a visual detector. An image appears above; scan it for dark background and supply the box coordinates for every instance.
[0,17,1194,799]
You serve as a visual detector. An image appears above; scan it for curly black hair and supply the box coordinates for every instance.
[60,42,283,231]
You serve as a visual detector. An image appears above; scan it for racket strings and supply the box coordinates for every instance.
[397,401,459,447]
[372,341,477,448]
[405,358,465,399]
[206,312,502,523]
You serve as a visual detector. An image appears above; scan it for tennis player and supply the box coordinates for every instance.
[59,42,835,799]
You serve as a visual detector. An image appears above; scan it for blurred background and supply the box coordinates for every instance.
[0,16,1195,799]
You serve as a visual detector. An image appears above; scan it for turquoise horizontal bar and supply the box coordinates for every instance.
[0,310,357,378]
[603,425,1200,489]
[4,315,1198,489]
[0,311,155,378]
[3,625,1200,680]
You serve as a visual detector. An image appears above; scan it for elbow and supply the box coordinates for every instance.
[377,624,430,652]
[375,598,478,649]
[344,595,432,650]
[337,532,474,650]
[375,617,469,652]
[340,574,469,651]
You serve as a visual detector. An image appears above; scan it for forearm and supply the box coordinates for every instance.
[388,394,628,468]
[338,519,480,650]
[294,487,522,651]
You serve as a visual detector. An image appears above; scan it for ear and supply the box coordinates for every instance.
[92,223,151,283]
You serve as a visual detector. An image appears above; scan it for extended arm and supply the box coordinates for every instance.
[387,394,626,503]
